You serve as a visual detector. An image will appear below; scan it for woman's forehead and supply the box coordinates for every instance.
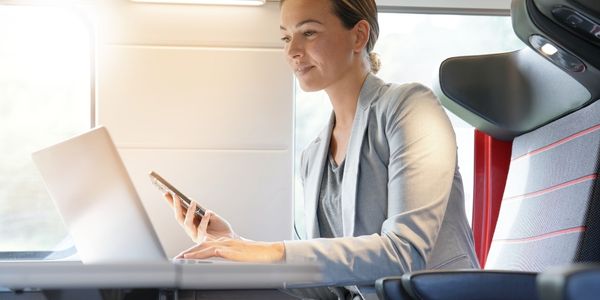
[280,0,334,29]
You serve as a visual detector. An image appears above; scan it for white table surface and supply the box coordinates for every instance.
[0,261,323,290]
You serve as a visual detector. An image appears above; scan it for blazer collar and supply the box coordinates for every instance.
[304,73,384,238]
[304,112,334,239]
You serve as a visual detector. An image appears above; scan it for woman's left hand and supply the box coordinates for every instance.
[176,239,286,263]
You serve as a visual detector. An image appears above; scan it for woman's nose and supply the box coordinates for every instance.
[286,38,303,60]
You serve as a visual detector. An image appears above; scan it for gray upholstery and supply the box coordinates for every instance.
[486,99,600,271]
[435,48,590,140]
[510,97,600,158]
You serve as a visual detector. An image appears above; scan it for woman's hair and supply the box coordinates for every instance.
[281,0,381,74]
[330,0,380,74]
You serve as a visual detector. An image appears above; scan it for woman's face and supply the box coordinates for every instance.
[280,0,358,92]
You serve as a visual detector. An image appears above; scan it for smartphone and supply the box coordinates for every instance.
[149,171,205,217]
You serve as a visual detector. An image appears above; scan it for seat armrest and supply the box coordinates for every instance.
[375,276,412,300]
[538,263,600,300]
[376,270,538,300]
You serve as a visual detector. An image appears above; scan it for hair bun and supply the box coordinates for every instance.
[369,52,381,74]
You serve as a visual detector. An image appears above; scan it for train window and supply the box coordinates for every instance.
[0,5,92,254]
[294,13,524,235]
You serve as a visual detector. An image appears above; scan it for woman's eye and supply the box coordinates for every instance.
[281,36,291,43]
[303,31,316,37]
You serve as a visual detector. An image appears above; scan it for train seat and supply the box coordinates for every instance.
[375,0,600,299]
[375,96,600,300]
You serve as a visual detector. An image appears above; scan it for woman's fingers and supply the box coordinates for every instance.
[181,243,235,260]
[196,209,211,242]
[166,195,238,242]
[176,239,284,262]
[172,193,185,224]
[163,192,174,207]
[183,201,197,225]
[175,243,203,259]
[176,242,216,259]
[177,240,228,260]
[183,201,198,238]
[163,192,184,224]
[183,246,222,260]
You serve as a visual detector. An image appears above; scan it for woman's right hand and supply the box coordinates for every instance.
[163,193,238,243]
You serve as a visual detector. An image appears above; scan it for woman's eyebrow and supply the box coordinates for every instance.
[280,19,324,31]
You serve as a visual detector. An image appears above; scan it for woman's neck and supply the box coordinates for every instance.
[325,68,369,130]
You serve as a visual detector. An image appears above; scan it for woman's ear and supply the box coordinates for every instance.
[352,20,370,53]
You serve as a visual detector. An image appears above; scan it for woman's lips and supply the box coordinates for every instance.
[295,65,314,76]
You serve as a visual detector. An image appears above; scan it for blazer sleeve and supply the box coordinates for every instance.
[284,84,457,286]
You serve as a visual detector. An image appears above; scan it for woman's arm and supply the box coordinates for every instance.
[178,85,458,285]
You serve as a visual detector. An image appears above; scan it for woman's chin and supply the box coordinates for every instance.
[297,80,324,93]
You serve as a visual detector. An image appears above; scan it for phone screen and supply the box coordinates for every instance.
[149,171,205,217]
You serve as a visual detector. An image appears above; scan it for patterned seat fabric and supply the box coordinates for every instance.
[486,99,600,271]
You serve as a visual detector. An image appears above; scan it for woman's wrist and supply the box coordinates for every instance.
[232,232,248,241]
[271,241,286,262]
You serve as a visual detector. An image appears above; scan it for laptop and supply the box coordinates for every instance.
[22,126,324,289]
[32,126,172,264]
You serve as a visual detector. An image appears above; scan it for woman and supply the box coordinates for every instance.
[164,0,479,297]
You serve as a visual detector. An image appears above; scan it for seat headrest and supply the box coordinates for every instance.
[435,0,599,140]
[435,48,590,140]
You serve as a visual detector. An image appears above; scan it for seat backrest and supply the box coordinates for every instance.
[485,99,600,271]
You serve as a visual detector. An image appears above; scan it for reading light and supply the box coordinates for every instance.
[529,35,586,73]
[131,0,266,6]
[540,43,558,56]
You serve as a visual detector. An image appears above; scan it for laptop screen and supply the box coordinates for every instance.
[32,126,167,263]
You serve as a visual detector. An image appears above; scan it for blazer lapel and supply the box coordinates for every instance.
[303,74,384,238]
[341,74,383,236]
[304,112,334,239]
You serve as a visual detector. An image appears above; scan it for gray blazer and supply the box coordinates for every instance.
[284,74,479,295]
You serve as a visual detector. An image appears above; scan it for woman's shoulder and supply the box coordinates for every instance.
[373,81,439,116]
[377,81,436,104]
